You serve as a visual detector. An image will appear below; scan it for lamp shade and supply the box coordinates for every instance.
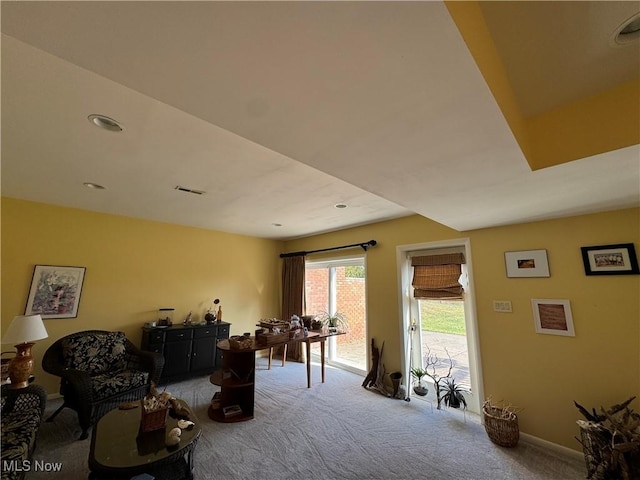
[2,315,48,345]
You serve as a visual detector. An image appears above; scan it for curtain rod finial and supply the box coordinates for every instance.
[361,240,377,251]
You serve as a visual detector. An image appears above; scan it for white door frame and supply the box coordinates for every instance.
[396,238,484,413]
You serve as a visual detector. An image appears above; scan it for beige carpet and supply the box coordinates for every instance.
[29,358,586,479]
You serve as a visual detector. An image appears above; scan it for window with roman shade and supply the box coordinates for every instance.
[411,253,466,299]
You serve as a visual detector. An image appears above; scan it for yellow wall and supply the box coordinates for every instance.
[3,196,638,451]
[283,208,640,451]
[525,79,640,169]
[1,198,282,394]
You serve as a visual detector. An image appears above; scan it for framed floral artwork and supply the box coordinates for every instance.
[25,265,86,319]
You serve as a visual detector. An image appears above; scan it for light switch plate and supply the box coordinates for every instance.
[493,300,512,313]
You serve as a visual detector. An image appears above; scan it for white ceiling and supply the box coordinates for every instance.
[2,1,639,240]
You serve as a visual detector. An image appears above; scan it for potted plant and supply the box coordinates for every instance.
[441,378,468,409]
[410,367,429,396]
[320,311,347,332]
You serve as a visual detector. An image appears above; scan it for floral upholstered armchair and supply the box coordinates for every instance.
[42,330,164,439]
[1,384,47,480]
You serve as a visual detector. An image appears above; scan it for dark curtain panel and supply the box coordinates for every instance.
[282,255,306,362]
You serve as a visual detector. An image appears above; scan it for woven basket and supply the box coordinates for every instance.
[140,403,169,432]
[483,405,519,447]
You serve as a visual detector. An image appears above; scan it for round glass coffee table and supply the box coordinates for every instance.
[88,399,201,480]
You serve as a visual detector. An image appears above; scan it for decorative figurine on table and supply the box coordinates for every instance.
[205,298,220,324]
[290,315,302,338]
[184,311,193,325]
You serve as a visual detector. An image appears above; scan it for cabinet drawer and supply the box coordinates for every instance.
[165,329,193,342]
[194,327,217,339]
[147,330,165,343]
[217,324,230,339]
[146,344,163,354]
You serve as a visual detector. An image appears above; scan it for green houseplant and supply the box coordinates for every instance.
[320,311,347,332]
[441,378,467,409]
[410,367,429,396]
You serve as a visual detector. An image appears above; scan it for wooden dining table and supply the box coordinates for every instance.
[265,330,346,387]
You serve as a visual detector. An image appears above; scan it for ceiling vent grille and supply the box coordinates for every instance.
[175,186,205,195]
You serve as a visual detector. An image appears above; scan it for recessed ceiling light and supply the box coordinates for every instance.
[611,13,640,46]
[88,114,123,132]
[621,17,640,35]
[334,204,348,209]
[84,182,106,190]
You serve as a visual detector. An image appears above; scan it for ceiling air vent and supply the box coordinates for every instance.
[175,186,205,195]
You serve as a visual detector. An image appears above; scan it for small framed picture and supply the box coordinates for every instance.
[580,243,639,276]
[25,265,86,319]
[531,299,575,337]
[504,249,550,278]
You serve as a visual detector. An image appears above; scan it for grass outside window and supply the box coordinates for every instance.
[421,300,466,335]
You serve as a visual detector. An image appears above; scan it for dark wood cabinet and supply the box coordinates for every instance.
[191,329,217,372]
[141,322,230,382]
[163,329,193,378]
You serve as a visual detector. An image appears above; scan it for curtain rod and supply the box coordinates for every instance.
[279,240,377,258]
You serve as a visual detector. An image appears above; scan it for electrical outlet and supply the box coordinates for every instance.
[493,300,512,313]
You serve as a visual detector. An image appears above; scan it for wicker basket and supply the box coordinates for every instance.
[140,403,169,432]
[483,404,519,447]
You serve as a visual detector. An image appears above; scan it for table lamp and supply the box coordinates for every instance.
[2,314,48,388]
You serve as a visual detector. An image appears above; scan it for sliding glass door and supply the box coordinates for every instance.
[305,257,367,374]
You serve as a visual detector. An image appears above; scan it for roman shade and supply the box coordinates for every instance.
[411,253,466,299]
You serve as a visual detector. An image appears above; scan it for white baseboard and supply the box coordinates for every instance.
[409,397,584,461]
[520,431,584,461]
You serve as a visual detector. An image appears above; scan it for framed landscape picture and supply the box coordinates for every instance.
[580,243,639,276]
[505,249,550,278]
[532,299,575,337]
[25,265,86,319]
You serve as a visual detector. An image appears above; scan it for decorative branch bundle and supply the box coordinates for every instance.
[483,397,522,419]
[575,396,640,480]
[362,339,390,397]
[423,345,454,409]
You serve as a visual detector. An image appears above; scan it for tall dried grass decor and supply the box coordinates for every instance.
[482,398,520,448]
[574,396,640,480]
